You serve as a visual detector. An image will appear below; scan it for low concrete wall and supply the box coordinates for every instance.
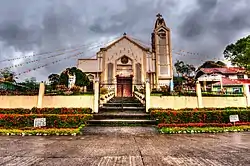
[150,96,198,109]
[0,95,94,109]
[202,97,247,108]
[150,96,248,109]
[0,96,38,109]
[42,96,94,109]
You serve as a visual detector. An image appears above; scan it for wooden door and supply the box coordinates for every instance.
[116,77,132,97]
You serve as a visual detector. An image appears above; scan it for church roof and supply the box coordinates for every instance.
[98,34,151,53]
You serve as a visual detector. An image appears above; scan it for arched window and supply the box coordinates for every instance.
[136,63,142,84]
[107,63,113,84]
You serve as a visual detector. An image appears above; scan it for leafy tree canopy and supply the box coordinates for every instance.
[48,74,60,89]
[0,68,16,82]
[174,60,196,77]
[223,35,250,71]
[19,77,39,89]
[58,67,90,88]
[197,61,226,71]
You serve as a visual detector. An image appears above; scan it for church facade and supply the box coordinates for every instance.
[77,14,173,97]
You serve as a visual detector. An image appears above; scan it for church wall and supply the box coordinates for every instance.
[101,38,147,84]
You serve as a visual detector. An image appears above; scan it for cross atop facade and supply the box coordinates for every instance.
[156,13,162,18]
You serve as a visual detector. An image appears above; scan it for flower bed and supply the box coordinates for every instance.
[0,107,92,114]
[0,124,85,136]
[149,107,250,112]
[158,122,250,128]
[150,110,250,124]
[159,126,250,134]
[0,114,93,129]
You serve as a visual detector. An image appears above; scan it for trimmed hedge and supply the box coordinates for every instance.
[0,107,92,114]
[0,114,93,129]
[150,110,250,124]
[0,124,86,136]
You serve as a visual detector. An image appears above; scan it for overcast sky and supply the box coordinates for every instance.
[0,0,250,82]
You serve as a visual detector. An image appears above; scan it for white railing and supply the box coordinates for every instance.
[134,91,145,105]
[99,91,115,106]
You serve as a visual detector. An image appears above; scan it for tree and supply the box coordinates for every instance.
[59,71,69,87]
[48,74,60,89]
[0,68,16,82]
[69,67,89,87]
[174,60,196,77]
[174,60,185,77]
[20,77,39,89]
[174,61,196,89]
[183,64,196,76]
[58,67,90,88]
[223,35,250,71]
[197,61,226,71]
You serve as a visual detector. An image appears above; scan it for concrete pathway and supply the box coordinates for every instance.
[0,129,250,165]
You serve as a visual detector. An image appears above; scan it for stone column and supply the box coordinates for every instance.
[244,84,250,107]
[145,79,151,113]
[196,81,203,108]
[93,78,99,113]
[37,82,45,108]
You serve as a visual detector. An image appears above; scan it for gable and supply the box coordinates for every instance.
[99,35,150,53]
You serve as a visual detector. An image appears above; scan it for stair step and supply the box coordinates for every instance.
[93,113,150,120]
[103,103,143,106]
[100,106,145,110]
[88,119,156,126]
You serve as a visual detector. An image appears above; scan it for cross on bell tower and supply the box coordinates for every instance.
[156,13,162,18]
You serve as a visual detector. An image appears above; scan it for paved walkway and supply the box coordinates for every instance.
[0,128,250,165]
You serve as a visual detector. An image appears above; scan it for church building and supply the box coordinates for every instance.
[77,14,173,97]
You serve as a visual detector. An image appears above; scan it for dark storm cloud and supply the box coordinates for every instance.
[0,0,250,81]
[176,0,250,66]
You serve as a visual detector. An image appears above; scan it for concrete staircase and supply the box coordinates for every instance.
[87,97,156,126]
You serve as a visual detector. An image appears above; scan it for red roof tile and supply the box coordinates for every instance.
[213,77,250,86]
[200,67,246,74]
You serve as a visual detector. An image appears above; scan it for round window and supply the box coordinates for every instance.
[121,56,128,64]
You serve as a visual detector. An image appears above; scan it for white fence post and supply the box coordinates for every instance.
[196,81,203,108]
[37,82,45,108]
[94,78,99,113]
[244,84,250,107]
[145,79,150,113]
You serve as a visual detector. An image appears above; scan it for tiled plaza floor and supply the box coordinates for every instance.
[0,127,250,166]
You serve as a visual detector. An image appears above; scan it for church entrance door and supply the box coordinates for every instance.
[116,76,132,97]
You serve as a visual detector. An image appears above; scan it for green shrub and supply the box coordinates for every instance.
[150,109,250,124]
[0,107,92,114]
[0,114,93,129]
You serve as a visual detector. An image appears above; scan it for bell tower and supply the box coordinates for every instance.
[152,13,173,89]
